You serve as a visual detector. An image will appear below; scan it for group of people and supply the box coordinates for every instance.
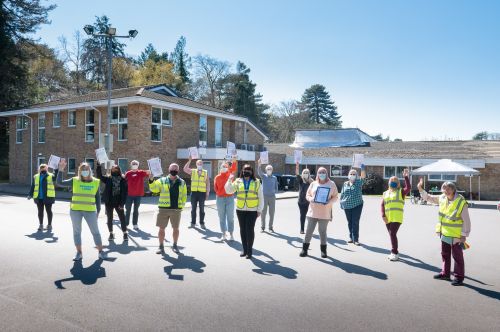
[29,154,471,286]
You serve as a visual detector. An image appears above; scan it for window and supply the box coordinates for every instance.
[118,158,128,172]
[68,110,76,127]
[161,108,172,126]
[215,118,222,148]
[38,113,46,143]
[384,166,407,179]
[111,106,128,141]
[37,157,45,168]
[85,158,95,172]
[53,111,61,128]
[330,165,351,177]
[67,158,76,174]
[428,174,457,182]
[85,109,95,142]
[199,115,208,147]
[16,116,27,144]
[151,107,172,141]
[203,161,212,179]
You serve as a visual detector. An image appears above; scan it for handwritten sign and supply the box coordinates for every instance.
[352,154,365,168]
[294,150,303,164]
[48,155,60,170]
[95,147,109,164]
[147,157,163,177]
[188,147,199,159]
[260,151,269,164]
[226,141,237,159]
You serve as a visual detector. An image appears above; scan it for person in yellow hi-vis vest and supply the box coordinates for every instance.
[56,159,107,261]
[381,168,411,261]
[418,179,471,286]
[183,157,210,229]
[28,163,58,231]
[225,164,263,259]
[149,163,187,255]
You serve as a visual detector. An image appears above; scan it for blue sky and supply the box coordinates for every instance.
[34,0,500,141]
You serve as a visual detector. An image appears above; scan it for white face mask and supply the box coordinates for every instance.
[131,164,138,170]
[266,170,272,176]
[221,167,228,173]
[318,173,327,181]
[348,174,356,181]
[302,173,309,180]
[81,170,90,177]
[197,165,203,171]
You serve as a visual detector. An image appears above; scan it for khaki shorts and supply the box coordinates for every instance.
[156,209,182,229]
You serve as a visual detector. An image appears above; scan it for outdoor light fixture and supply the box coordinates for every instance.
[128,30,138,38]
[83,25,94,35]
[107,27,117,36]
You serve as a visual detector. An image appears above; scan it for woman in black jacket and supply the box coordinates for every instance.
[96,164,128,241]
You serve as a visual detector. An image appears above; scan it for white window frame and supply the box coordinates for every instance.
[85,109,95,142]
[215,118,223,148]
[330,165,351,178]
[38,113,46,144]
[68,110,76,127]
[67,157,76,174]
[199,115,208,147]
[383,166,408,179]
[151,107,162,142]
[118,158,128,172]
[16,116,27,144]
[52,111,61,128]
[428,174,457,182]
[111,105,128,141]
[85,158,95,172]
[37,157,46,168]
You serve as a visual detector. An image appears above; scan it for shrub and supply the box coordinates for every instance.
[362,173,384,195]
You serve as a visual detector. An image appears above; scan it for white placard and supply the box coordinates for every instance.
[353,154,365,168]
[147,157,163,177]
[198,147,207,155]
[260,151,269,164]
[294,150,303,164]
[226,141,237,159]
[188,147,199,159]
[48,155,60,170]
[95,147,109,164]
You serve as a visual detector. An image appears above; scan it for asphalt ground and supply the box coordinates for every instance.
[0,194,499,332]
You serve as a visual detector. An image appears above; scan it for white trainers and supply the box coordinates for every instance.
[98,251,108,260]
[220,234,226,241]
[73,252,82,261]
[229,233,234,241]
[133,225,139,230]
[388,253,399,261]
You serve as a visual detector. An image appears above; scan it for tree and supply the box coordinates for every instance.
[59,31,90,95]
[170,36,191,86]
[268,100,309,142]
[300,84,341,127]
[81,15,126,89]
[472,131,489,140]
[112,57,135,88]
[131,59,180,87]
[192,54,229,108]
[137,43,168,66]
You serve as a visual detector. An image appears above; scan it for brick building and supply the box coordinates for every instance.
[3,84,267,187]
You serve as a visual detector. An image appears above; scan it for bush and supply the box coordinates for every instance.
[362,173,384,195]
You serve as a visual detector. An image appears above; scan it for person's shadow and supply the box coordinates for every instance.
[162,252,206,281]
[266,231,303,249]
[313,235,353,252]
[309,256,388,280]
[193,226,224,243]
[464,284,500,301]
[127,228,158,241]
[105,236,148,256]
[54,260,106,289]
[25,230,58,243]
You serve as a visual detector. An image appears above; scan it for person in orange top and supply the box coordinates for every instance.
[214,157,238,241]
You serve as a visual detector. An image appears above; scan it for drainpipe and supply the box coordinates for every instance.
[90,106,102,148]
[22,113,33,185]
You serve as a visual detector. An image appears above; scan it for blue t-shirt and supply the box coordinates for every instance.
[38,173,47,199]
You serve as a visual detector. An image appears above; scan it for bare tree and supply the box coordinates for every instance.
[58,30,87,94]
[268,100,310,142]
[192,54,229,107]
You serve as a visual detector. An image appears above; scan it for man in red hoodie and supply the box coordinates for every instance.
[214,157,238,241]
[124,160,150,230]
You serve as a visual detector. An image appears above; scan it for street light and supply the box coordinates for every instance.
[83,25,138,158]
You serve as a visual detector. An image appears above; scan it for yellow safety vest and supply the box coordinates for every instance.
[383,189,404,223]
[236,179,261,209]
[191,169,207,193]
[71,177,100,212]
[33,173,55,199]
[149,177,187,209]
[436,194,467,238]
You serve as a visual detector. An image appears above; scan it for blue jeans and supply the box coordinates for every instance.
[216,196,235,233]
[344,203,363,242]
[125,196,142,226]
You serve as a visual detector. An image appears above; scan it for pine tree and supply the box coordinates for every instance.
[170,36,190,84]
[300,84,341,127]
[137,43,168,66]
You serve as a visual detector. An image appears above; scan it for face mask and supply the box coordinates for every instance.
[40,170,47,174]
[131,165,138,170]
[197,165,203,171]
[243,171,252,178]
[318,174,327,181]
[169,170,178,177]
[112,172,120,176]
[348,175,356,181]
[302,173,309,180]
[81,170,90,177]
[390,182,398,188]
[221,167,228,173]
[266,170,272,176]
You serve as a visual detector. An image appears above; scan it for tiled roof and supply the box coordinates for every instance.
[266,141,500,159]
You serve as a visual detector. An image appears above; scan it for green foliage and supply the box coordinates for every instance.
[362,173,384,195]
[300,84,341,127]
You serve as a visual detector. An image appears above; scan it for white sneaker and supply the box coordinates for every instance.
[73,252,82,261]
[220,234,226,241]
[98,251,108,260]
[229,233,234,241]
[133,225,139,230]
[388,253,399,261]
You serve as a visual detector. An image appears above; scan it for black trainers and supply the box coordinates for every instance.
[46,224,52,231]
[189,223,195,228]
[347,239,353,244]
[269,227,274,233]
[200,224,206,230]
[108,233,115,241]
[451,279,464,286]
[38,224,43,231]
[156,246,164,254]
[172,243,179,253]
[240,252,247,257]
[123,233,128,241]
[433,273,451,281]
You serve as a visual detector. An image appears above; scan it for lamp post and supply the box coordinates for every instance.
[83,25,138,157]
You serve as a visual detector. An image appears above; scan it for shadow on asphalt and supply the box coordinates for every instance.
[468,203,498,210]
[266,231,302,249]
[126,227,158,241]
[309,256,388,280]
[25,230,58,243]
[463,284,500,301]
[54,260,106,289]
[162,252,206,281]
[191,225,223,243]
[105,235,148,256]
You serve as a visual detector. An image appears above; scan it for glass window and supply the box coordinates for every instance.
[53,111,61,128]
[199,115,208,147]
[37,157,46,168]
[161,108,172,126]
[118,123,127,141]
[16,116,27,144]
[118,158,128,172]
[68,110,76,127]
[151,107,162,141]
[117,106,128,141]
[38,113,45,143]
[111,107,119,124]
[330,165,351,177]
[68,158,76,174]
[85,109,95,142]
[428,174,457,182]
[215,118,222,148]
[384,166,407,179]
[443,174,456,181]
[85,158,95,172]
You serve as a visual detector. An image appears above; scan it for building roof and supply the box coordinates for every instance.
[290,128,376,148]
[266,140,500,160]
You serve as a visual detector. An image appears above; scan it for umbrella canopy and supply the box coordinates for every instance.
[411,159,480,176]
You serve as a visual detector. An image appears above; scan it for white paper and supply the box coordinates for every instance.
[353,154,365,168]
[226,141,237,159]
[95,147,109,164]
[188,147,199,159]
[198,147,207,155]
[48,155,60,170]
[147,157,163,177]
[294,150,303,163]
[260,151,269,164]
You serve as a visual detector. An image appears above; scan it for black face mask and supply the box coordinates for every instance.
[169,170,178,177]
[112,172,120,176]
[40,170,47,174]
[243,171,252,178]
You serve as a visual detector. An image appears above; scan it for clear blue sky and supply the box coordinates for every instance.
[34,0,500,141]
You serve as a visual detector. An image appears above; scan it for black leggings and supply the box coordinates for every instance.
[105,204,127,233]
[36,200,53,225]
[298,202,309,232]
[236,210,257,255]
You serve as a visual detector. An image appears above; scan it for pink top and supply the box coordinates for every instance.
[306,180,339,220]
